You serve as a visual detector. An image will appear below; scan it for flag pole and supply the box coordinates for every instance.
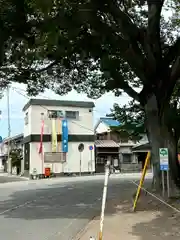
[58,118,61,152]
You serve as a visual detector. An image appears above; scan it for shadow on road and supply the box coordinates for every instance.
[1,179,179,239]
[0,180,127,220]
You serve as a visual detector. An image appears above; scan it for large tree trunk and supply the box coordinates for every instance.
[144,95,180,194]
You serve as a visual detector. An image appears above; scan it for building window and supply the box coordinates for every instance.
[48,110,64,119]
[99,135,105,140]
[122,154,132,163]
[96,157,106,164]
[65,111,79,119]
[48,110,57,119]
[25,112,28,125]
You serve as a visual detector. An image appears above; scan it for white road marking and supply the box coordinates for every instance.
[0,185,68,215]
[0,200,35,215]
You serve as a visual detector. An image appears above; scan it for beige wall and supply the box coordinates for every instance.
[24,106,32,136]
[29,141,95,175]
[23,103,95,174]
[25,105,94,136]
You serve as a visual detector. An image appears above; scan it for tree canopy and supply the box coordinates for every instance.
[0,0,180,102]
[1,0,180,188]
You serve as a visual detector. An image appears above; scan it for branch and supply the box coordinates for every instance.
[110,70,140,102]
[146,0,164,72]
[165,57,180,100]
[0,60,58,75]
[164,38,180,66]
[37,61,58,73]
[121,82,140,102]
[106,0,141,40]
[91,14,147,82]
[160,56,180,107]
[104,1,147,82]
[139,85,154,106]
[170,57,180,82]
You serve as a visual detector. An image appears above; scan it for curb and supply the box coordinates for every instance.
[74,215,97,240]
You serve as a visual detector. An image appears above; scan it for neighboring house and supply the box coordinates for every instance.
[22,99,95,177]
[132,141,149,153]
[94,117,149,172]
[3,134,24,150]
[94,118,121,172]
[0,134,23,173]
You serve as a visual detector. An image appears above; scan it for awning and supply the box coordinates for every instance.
[95,140,119,148]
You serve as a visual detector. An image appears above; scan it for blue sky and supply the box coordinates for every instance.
[0,83,131,138]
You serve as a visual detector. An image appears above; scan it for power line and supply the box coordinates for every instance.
[12,87,51,99]
[11,86,130,115]
[12,86,130,99]
[12,88,95,133]
[12,86,128,134]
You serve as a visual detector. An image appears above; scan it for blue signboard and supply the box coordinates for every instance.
[89,145,93,151]
[160,165,169,171]
[62,119,68,152]
[0,136,2,143]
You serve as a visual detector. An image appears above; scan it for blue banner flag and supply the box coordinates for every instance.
[62,119,68,152]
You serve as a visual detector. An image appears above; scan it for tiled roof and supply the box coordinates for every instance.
[95,140,119,148]
[100,117,120,127]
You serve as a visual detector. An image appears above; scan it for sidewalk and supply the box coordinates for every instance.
[76,186,180,240]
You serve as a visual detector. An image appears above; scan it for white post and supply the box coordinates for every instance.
[98,159,110,240]
[40,113,44,177]
[162,171,165,197]
[79,152,82,176]
[7,86,11,175]
[91,150,93,174]
[167,170,170,198]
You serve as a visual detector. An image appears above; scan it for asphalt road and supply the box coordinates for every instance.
[0,174,151,240]
[0,175,27,183]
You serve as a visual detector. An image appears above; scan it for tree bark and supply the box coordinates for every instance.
[144,94,180,195]
[145,95,161,190]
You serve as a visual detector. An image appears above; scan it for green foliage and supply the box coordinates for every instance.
[0,0,179,104]
[108,100,145,141]
[110,81,180,143]
[10,147,22,167]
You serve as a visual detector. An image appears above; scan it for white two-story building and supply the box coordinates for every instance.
[22,99,95,176]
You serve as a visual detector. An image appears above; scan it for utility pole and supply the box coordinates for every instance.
[7,86,11,175]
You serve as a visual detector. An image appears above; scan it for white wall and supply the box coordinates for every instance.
[29,141,95,174]
[0,143,4,172]
[24,106,32,137]
[139,134,148,143]
[27,105,94,135]
[95,122,109,134]
[2,143,8,155]
[119,146,132,154]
